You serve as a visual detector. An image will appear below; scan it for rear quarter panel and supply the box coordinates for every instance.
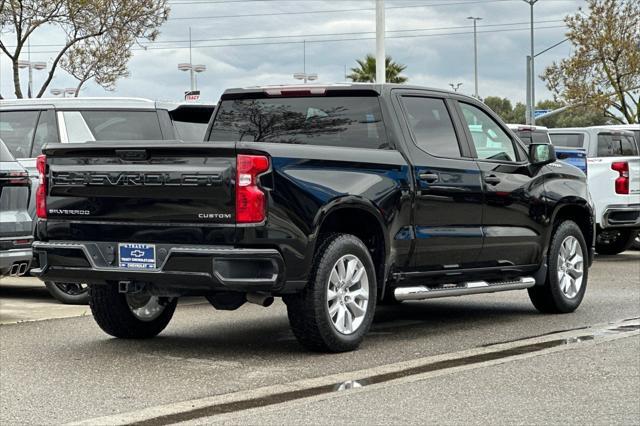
[235,142,412,283]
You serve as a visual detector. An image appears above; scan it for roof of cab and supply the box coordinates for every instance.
[0,97,215,111]
[221,83,474,100]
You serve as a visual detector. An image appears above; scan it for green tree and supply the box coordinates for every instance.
[347,54,408,83]
[541,0,640,124]
[483,96,514,121]
[0,0,169,98]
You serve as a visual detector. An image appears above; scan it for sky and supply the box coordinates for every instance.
[0,0,587,105]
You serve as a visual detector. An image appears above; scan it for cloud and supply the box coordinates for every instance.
[1,0,584,104]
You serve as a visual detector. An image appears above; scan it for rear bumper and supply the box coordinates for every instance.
[31,241,298,294]
[601,204,640,229]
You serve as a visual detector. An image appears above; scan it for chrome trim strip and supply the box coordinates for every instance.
[394,277,536,301]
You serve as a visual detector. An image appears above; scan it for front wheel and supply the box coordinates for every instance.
[89,285,177,338]
[528,220,588,313]
[45,281,89,305]
[595,229,636,255]
[285,234,377,352]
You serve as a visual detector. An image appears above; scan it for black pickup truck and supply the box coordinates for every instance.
[32,84,594,352]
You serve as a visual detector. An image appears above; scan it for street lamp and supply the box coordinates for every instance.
[17,60,47,98]
[178,63,206,91]
[50,88,77,97]
[467,17,482,99]
[293,72,318,84]
[449,82,463,92]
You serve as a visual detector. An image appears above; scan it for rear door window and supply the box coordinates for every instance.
[0,110,39,158]
[597,133,639,157]
[400,96,461,157]
[59,110,163,142]
[209,96,389,149]
[549,133,584,148]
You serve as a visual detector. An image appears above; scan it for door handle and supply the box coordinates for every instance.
[484,175,501,185]
[419,172,439,183]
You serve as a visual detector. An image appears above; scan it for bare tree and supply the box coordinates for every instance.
[0,0,169,98]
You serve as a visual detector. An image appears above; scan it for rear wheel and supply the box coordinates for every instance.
[44,281,89,305]
[528,220,588,314]
[632,234,640,250]
[595,229,636,255]
[89,285,177,338]
[285,234,377,352]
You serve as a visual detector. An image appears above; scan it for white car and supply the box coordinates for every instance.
[549,126,640,255]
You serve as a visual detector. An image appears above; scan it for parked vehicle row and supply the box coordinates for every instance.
[29,84,595,352]
[548,126,639,255]
[0,98,215,303]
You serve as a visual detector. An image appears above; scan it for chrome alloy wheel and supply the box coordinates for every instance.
[557,235,584,299]
[126,294,168,322]
[327,254,369,335]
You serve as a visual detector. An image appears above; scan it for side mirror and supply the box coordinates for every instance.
[529,143,556,166]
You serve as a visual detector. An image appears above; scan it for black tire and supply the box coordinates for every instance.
[44,281,89,305]
[89,285,177,339]
[528,220,588,314]
[632,234,640,251]
[285,233,377,352]
[595,229,636,255]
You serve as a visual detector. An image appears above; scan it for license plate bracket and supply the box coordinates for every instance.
[118,243,156,270]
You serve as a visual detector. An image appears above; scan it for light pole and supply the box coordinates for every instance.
[294,40,318,83]
[523,0,539,124]
[17,60,46,98]
[376,0,386,83]
[178,28,206,92]
[467,16,482,99]
[449,82,463,92]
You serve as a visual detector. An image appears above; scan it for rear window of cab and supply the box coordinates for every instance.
[209,96,389,149]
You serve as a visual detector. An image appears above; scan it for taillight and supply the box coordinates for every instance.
[611,161,629,195]
[36,154,47,218]
[236,154,269,223]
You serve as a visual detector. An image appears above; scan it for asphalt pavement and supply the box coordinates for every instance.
[1,251,638,425]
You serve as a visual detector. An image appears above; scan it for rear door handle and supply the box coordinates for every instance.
[484,175,501,185]
[419,172,439,183]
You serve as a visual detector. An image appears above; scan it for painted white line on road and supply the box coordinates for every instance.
[66,320,640,426]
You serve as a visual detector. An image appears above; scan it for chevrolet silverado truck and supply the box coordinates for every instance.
[31,84,594,352]
[549,127,639,255]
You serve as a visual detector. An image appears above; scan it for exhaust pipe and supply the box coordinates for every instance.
[17,262,28,276]
[9,264,19,276]
[246,293,274,307]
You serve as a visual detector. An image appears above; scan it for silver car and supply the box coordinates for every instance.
[0,139,32,277]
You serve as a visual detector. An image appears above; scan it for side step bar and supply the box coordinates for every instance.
[394,277,536,301]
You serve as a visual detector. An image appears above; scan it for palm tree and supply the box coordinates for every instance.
[347,54,408,83]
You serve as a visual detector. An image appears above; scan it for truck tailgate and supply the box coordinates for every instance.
[43,142,236,224]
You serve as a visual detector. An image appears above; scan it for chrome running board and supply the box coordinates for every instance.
[393,277,536,301]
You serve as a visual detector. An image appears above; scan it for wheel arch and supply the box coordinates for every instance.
[312,196,390,295]
[548,199,595,266]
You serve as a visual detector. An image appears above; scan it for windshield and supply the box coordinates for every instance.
[209,96,388,149]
